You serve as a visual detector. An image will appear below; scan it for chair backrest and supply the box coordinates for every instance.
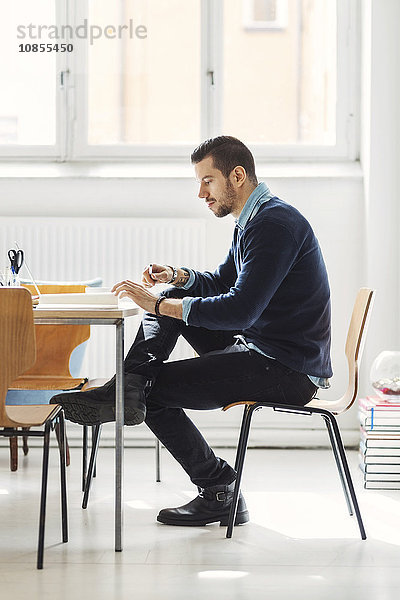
[24,284,90,370]
[324,288,375,414]
[0,288,36,426]
[12,284,90,389]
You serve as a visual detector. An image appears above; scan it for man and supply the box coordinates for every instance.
[51,136,332,527]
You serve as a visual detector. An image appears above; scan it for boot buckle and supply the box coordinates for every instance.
[215,491,226,502]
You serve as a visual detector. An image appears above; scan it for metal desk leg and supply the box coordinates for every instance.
[115,319,124,552]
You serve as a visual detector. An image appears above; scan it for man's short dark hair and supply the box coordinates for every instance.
[191,136,258,186]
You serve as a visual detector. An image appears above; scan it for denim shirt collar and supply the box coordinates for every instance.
[236,182,274,231]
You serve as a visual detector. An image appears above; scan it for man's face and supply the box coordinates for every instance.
[194,156,238,218]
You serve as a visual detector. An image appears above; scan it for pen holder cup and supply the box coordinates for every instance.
[4,267,21,287]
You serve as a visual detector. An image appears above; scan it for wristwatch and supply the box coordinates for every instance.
[166,265,178,284]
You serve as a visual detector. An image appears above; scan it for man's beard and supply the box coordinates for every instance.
[213,179,238,218]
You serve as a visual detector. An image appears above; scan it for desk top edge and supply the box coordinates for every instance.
[33,306,140,320]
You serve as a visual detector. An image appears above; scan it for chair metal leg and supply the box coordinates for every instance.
[37,423,51,570]
[55,422,70,467]
[326,413,366,540]
[58,412,68,543]
[65,435,71,467]
[155,437,161,482]
[234,406,252,472]
[82,424,102,509]
[82,425,88,491]
[92,426,97,478]
[226,404,256,539]
[322,415,353,516]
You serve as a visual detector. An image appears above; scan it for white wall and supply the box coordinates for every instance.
[361,0,400,385]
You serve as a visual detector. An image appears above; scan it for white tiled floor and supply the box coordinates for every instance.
[1,443,400,599]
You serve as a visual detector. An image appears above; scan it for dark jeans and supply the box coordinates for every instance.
[124,288,318,489]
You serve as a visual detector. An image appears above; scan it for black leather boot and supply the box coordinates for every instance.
[157,481,249,526]
[50,373,148,426]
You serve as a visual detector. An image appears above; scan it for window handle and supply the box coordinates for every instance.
[60,69,70,88]
[207,69,215,86]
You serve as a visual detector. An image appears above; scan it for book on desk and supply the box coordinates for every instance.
[37,291,119,309]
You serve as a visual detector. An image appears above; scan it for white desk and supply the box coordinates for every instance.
[33,304,139,552]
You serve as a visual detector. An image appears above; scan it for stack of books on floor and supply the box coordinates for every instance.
[359,396,400,489]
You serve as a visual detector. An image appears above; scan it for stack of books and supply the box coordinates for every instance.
[359,396,400,489]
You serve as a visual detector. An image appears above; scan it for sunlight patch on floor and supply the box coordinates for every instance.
[198,570,249,580]
[247,491,356,539]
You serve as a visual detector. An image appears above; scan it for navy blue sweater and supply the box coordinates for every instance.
[185,197,332,378]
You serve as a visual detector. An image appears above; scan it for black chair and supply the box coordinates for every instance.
[223,288,375,539]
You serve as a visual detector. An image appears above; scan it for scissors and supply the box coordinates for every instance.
[8,248,24,274]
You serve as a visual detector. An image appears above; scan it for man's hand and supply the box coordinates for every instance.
[112,280,157,313]
[112,279,184,320]
[142,264,173,287]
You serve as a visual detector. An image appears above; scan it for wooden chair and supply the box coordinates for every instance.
[0,288,68,569]
[6,284,90,471]
[223,288,375,540]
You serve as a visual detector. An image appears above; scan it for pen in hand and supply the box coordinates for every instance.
[148,264,156,280]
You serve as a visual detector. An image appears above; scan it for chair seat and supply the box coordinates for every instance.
[5,404,62,427]
[304,397,340,414]
[223,397,342,415]
[222,400,256,411]
[9,375,86,390]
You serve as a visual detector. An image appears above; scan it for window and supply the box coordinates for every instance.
[86,0,201,147]
[0,0,358,161]
[223,0,337,147]
[243,0,288,30]
[0,0,58,155]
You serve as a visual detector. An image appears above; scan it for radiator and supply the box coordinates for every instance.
[0,216,206,378]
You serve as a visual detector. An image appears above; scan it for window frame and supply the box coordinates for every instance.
[0,0,360,162]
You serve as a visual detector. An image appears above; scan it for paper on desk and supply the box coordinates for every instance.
[38,292,119,306]
[36,304,119,310]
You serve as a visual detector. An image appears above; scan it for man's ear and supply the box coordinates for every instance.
[232,166,246,187]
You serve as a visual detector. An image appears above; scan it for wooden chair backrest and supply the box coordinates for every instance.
[11,284,90,389]
[0,288,36,426]
[324,288,375,414]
